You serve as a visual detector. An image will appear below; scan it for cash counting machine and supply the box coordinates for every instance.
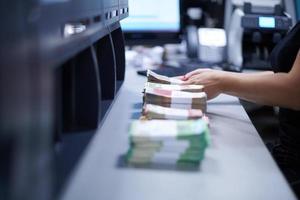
[227,1,293,71]
[0,0,128,199]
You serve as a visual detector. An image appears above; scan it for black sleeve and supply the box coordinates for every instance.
[270,22,300,73]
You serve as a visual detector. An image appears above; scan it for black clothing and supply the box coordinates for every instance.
[271,22,300,73]
[270,22,300,162]
[269,22,300,196]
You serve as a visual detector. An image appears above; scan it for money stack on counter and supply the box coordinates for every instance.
[125,70,210,167]
[126,119,210,167]
[143,86,207,111]
[143,70,208,118]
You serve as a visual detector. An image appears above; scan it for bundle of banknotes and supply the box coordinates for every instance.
[147,69,184,85]
[143,86,207,111]
[142,104,203,120]
[144,70,207,111]
[125,70,210,167]
[142,104,209,124]
[126,119,210,166]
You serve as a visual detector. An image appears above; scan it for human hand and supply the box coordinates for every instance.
[173,75,185,80]
[181,69,226,100]
[180,68,212,81]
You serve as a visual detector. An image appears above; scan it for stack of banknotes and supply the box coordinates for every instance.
[125,70,210,167]
[144,70,207,111]
[126,119,210,167]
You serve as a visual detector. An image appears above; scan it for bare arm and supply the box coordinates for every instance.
[182,50,300,110]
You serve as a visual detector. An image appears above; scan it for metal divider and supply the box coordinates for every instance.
[95,33,117,101]
[59,46,101,132]
[111,25,126,91]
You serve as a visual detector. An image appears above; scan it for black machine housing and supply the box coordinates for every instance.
[241,3,292,70]
[0,0,128,199]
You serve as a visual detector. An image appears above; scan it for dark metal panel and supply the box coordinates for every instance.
[37,1,107,68]
[0,0,128,199]
[95,34,117,100]
[60,46,101,132]
[111,26,126,82]
[0,1,55,200]
[119,0,129,21]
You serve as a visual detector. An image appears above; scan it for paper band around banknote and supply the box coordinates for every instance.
[142,104,203,120]
[143,101,206,111]
[144,87,206,102]
[144,82,204,93]
[147,69,183,84]
[129,119,210,141]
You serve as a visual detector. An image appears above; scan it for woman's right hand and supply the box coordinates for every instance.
[180,68,212,81]
[181,68,227,100]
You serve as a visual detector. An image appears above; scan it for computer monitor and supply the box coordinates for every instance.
[121,0,181,45]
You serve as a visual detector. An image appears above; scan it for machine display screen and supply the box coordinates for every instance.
[259,17,275,28]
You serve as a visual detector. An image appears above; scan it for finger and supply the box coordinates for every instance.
[173,75,184,79]
[181,79,194,85]
[181,76,200,85]
[183,69,202,80]
[181,76,188,81]
[180,75,187,81]
[183,68,211,80]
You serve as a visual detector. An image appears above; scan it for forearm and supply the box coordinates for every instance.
[221,71,300,110]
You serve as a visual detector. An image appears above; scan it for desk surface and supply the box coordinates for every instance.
[61,67,296,200]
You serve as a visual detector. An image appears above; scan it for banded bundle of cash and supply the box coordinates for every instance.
[144,87,207,111]
[145,82,203,93]
[147,70,183,84]
[142,104,203,120]
[126,119,210,166]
